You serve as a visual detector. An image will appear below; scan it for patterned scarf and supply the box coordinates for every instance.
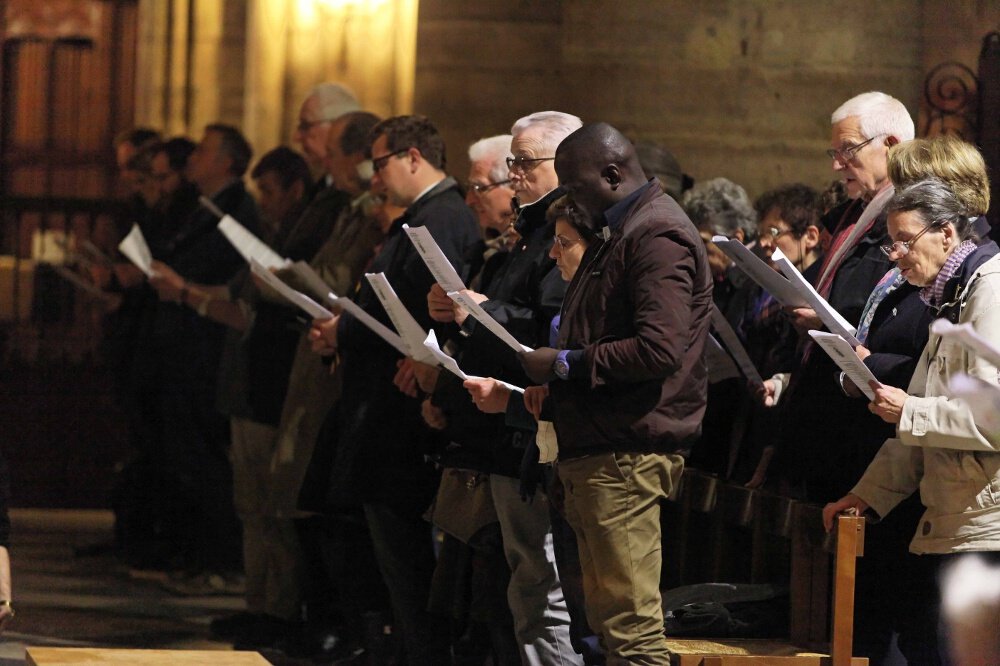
[855,267,906,345]
[921,239,977,307]
[815,184,895,299]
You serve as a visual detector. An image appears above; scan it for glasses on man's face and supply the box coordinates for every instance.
[296,118,328,134]
[763,227,793,241]
[467,179,512,195]
[825,135,883,164]
[371,148,410,173]
[552,234,582,250]
[506,155,555,173]
[880,221,944,259]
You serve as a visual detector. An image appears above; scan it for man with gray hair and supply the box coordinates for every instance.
[425,113,585,665]
[293,82,361,172]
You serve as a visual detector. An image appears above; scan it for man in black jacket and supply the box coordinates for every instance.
[310,115,480,665]
[521,123,713,665]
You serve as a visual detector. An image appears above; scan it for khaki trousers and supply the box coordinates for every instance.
[558,452,684,666]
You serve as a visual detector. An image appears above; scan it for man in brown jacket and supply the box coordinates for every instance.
[521,122,713,664]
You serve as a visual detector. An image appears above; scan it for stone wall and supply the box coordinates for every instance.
[414,0,1000,200]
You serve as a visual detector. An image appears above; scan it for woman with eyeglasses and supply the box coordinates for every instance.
[824,177,1000,663]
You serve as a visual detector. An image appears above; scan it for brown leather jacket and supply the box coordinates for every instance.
[551,180,713,458]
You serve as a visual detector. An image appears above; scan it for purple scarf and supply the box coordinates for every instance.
[921,240,977,306]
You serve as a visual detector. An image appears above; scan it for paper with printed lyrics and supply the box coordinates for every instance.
[118,224,155,277]
[705,334,740,384]
[710,306,763,386]
[423,330,525,394]
[711,236,807,308]
[772,248,860,347]
[447,290,534,353]
[403,224,467,293]
[250,259,333,320]
[324,292,409,357]
[931,319,1000,369]
[218,215,288,270]
[365,272,438,363]
[808,330,881,400]
[947,373,1000,437]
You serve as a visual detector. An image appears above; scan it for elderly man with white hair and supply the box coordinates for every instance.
[425,114,586,665]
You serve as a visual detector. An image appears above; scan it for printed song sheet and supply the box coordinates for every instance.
[423,330,525,394]
[947,373,1000,437]
[711,236,806,307]
[705,334,740,384]
[931,319,1000,369]
[250,259,333,320]
[324,292,408,357]
[365,273,438,363]
[403,224,467,292]
[710,306,763,386]
[808,330,880,400]
[218,215,288,270]
[118,224,154,277]
[447,290,533,353]
[772,248,860,346]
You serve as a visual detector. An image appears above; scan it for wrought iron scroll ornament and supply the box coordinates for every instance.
[922,61,979,140]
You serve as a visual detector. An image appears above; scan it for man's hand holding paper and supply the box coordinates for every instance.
[309,315,340,356]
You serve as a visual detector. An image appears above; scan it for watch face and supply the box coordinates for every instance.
[554,359,570,379]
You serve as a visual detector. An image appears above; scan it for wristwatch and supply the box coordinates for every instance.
[553,350,571,380]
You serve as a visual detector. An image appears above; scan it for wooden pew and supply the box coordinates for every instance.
[663,470,868,666]
[26,647,270,665]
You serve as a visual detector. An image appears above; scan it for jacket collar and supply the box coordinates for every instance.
[513,186,564,236]
[390,176,460,234]
[937,241,1000,321]
[602,179,660,233]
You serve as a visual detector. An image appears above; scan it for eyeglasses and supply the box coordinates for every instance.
[296,118,329,134]
[467,179,512,195]
[506,156,555,172]
[371,148,410,173]
[763,227,793,240]
[825,135,883,164]
[880,221,944,259]
[552,234,582,250]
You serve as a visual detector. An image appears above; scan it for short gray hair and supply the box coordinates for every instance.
[468,135,513,184]
[308,82,361,122]
[831,91,915,143]
[682,177,758,241]
[510,111,583,155]
[887,178,977,242]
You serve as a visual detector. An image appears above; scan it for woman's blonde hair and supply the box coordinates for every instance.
[888,136,990,216]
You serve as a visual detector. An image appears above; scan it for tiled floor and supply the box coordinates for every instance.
[0,509,286,665]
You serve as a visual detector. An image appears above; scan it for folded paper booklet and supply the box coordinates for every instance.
[218,215,288,270]
[947,373,1000,437]
[403,224,467,293]
[325,291,408,357]
[710,306,763,386]
[250,259,333,321]
[711,236,806,308]
[118,224,154,277]
[705,334,740,384]
[447,290,533,353]
[808,330,880,400]
[931,319,1000,369]
[365,272,438,364]
[771,248,860,347]
[423,330,525,394]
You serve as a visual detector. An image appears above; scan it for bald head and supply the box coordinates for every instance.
[554,122,647,224]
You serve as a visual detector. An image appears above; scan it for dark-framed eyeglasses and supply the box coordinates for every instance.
[825,134,884,164]
[296,118,329,134]
[506,155,555,172]
[467,179,512,195]
[764,227,794,240]
[552,234,583,250]
[371,148,411,173]
[880,220,945,259]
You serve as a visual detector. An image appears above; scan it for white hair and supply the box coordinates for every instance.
[831,91,915,142]
[510,111,583,154]
[468,135,513,184]
[308,82,361,122]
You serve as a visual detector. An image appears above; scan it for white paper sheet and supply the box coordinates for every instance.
[218,215,288,270]
[117,224,154,277]
[288,261,331,301]
[711,236,806,308]
[250,259,333,320]
[365,272,438,363]
[710,306,763,386]
[772,248,860,346]
[423,330,525,394]
[808,330,881,400]
[447,290,534,353]
[705,334,740,384]
[325,292,409,357]
[947,373,1000,436]
[931,319,1000,369]
[403,224,467,292]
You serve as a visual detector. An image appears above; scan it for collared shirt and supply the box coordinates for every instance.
[411,177,447,207]
[603,180,656,232]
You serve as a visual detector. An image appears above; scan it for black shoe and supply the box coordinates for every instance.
[210,611,262,639]
[277,625,361,663]
[232,614,297,651]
